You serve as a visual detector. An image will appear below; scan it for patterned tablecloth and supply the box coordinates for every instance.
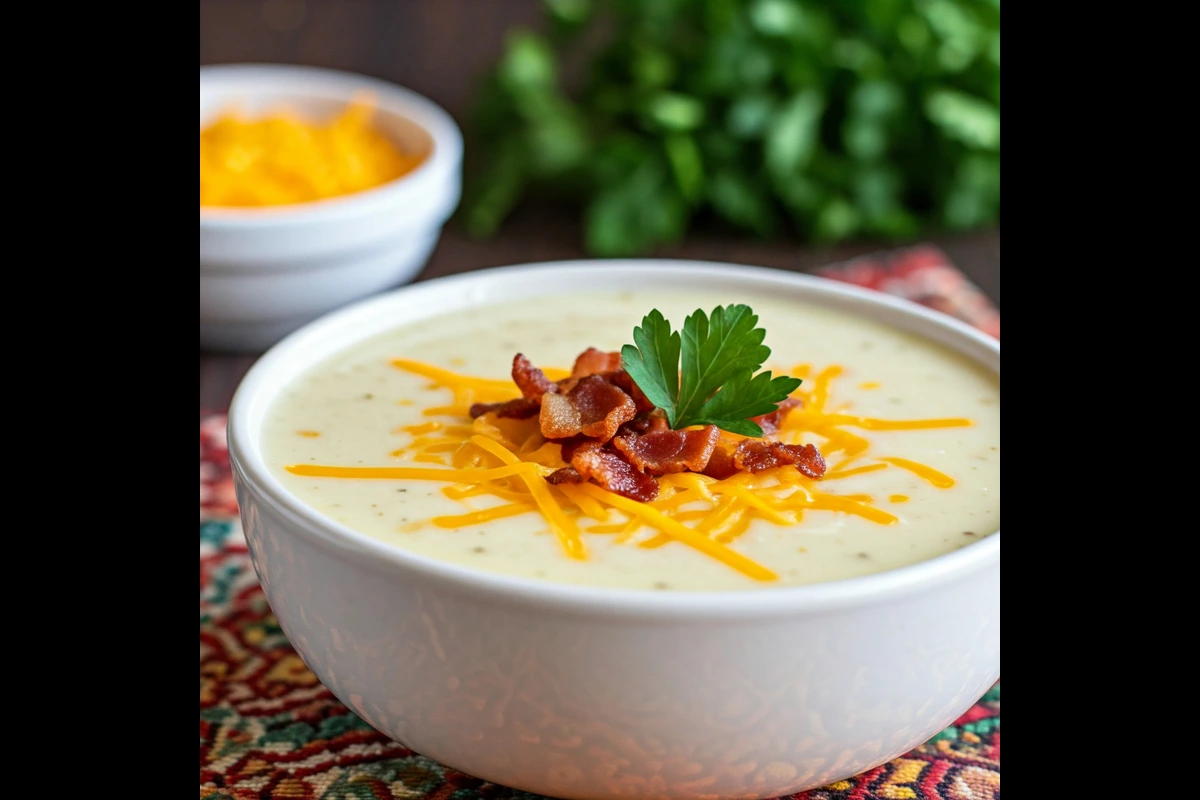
[200,247,1000,800]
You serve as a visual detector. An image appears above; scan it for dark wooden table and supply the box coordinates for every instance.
[200,1,1000,413]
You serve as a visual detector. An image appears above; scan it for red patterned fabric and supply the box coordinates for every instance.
[817,245,1000,339]
[200,250,1000,799]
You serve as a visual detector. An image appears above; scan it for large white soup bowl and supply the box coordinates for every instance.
[227,261,1000,800]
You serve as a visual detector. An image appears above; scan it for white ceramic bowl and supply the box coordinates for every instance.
[199,64,463,353]
[228,261,1000,800]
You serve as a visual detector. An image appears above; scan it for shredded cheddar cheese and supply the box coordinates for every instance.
[877,457,956,488]
[284,359,975,582]
[199,95,424,207]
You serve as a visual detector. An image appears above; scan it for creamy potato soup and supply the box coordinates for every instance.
[263,291,999,591]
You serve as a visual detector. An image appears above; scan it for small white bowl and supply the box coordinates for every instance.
[199,64,462,353]
[228,261,1000,800]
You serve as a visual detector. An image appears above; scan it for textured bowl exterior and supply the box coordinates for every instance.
[228,262,1000,800]
[199,64,462,352]
[199,227,442,352]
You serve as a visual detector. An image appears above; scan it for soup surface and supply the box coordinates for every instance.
[263,290,1000,590]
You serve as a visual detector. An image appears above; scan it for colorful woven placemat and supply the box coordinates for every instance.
[200,247,1000,800]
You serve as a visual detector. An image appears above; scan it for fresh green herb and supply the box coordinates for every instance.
[622,305,802,437]
[463,0,1001,255]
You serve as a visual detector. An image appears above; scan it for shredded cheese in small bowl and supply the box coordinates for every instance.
[199,93,426,208]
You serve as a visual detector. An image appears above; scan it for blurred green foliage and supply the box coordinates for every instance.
[464,0,1000,255]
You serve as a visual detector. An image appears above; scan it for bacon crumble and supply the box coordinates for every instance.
[545,466,583,485]
[573,376,638,439]
[557,349,654,413]
[539,375,637,442]
[702,444,740,480]
[488,349,824,502]
[571,347,624,379]
[512,353,558,400]
[613,425,721,475]
[469,397,540,419]
[734,440,827,479]
[751,397,803,435]
[617,411,670,438]
[539,392,581,439]
[608,368,656,413]
[559,435,594,463]
[570,441,659,503]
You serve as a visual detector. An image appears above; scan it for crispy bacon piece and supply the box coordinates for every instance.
[571,348,623,379]
[512,353,558,400]
[489,348,825,502]
[571,442,659,502]
[702,444,739,480]
[469,402,497,419]
[538,375,637,442]
[613,425,721,475]
[607,369,656,413]
[469,398,540,419]
[733,440,827,479]
[539,393,582,439]
[617,411,670,438]
[546,466,583,485]
[557,364,653,412]
[645,414,670,433]
[573,376,638,439]
[558,435,593,462]
[751,398,803,436]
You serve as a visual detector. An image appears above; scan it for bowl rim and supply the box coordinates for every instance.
[199,63,462,227]
[228,259,1000,619]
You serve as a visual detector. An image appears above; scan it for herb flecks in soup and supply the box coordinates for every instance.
[267,294,997,590]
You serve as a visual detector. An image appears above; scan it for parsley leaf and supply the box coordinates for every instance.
[620,309,681,421]
[678,305,769,425]
[688,370,804,436]
[621,304,802,436]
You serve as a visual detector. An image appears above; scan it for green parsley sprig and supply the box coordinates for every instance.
[621,305,802,437]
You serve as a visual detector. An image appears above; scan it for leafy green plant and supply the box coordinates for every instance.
[463,0,1000,255]
[622,304,802,436]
